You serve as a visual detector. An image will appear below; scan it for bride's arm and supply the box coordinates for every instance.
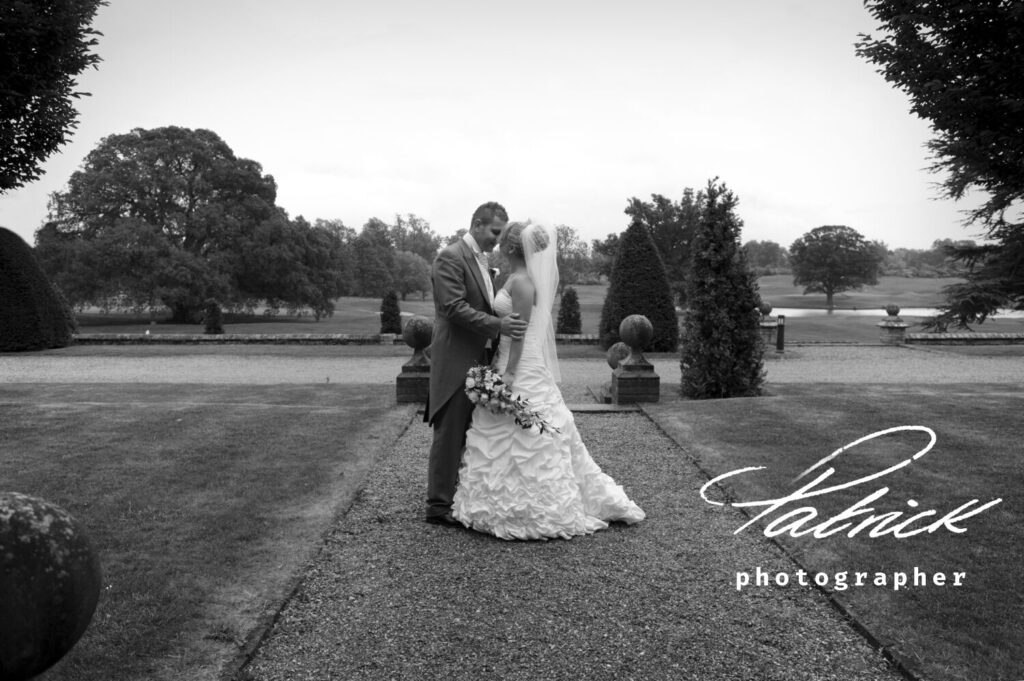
[502,277,534,386]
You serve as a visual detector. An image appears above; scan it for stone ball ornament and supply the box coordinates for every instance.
[0,492,102,681]
[402,315,433,350]
[884,304,901,317]
[619,314,653,352]
[606,342,631,370]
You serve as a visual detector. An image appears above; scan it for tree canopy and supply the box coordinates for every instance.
[1,0,106,191]
[789,226,885,308]
[37,126,348,321]
[857,0,1024,326]
[623,188,701,303]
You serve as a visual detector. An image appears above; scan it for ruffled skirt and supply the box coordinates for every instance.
[452,337,645,540]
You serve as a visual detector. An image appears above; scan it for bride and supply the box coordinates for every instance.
[451,221,645,540]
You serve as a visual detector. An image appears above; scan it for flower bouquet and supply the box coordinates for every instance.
[464,365,559,435]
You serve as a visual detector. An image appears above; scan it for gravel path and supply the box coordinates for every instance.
[3,345,1023,386]
[240,413,903,681]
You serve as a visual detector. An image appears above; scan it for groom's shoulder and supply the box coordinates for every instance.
[439,240,466,259]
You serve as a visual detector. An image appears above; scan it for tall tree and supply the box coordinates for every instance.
[1,0,106,191]
[393,250,431,300]
[742,240,790,273]
[590,232,621,280]
[857,1,1024,326]
[391,214,442,263]
[555,224,591,292]
[680,179,765,399]
[38,126,345,321]
[789,226,884,308]
[624,188,701,303]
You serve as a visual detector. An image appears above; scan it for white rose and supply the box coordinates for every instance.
[465,377,475,389]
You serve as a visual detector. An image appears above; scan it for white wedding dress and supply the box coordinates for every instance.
[451,287,646,540]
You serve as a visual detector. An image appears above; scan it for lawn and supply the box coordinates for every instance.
[0,384,413,681]
[73,277,1024,345]
[645,384,1024,681]
[754,274,963,310]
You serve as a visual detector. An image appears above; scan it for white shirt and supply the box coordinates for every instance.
[462,232,494,305]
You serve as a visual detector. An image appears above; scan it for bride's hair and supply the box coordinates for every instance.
[501,220,550,257]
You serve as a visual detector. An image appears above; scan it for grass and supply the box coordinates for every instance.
[644,384,1024,681]
[73,277,1024,345]
[0,384,413,681]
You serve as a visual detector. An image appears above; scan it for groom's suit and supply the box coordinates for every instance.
[425,235,502,517]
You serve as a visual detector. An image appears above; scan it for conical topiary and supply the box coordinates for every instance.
[203,298,224,334]
[679,180,765,398]
[379,289,402,334]
[0,227,76,352]
[556,286,582,334]
[598,220,678,351]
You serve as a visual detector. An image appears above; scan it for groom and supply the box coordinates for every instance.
[424,201,528,525]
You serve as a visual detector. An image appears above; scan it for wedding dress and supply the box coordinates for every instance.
[451,285,646,540]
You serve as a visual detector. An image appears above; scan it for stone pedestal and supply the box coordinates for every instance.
[759,318,778,347]
[396,364,430,403]
[610,315,660,404]
[611,362,660,404]
[877,317,909,345]
[396,316,432,403]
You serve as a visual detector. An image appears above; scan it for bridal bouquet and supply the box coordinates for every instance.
[464,365,559,436]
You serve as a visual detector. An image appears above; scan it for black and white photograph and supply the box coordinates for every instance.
[1,1,1022,679]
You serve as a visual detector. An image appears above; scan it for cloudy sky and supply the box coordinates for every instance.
[0,0,986,250]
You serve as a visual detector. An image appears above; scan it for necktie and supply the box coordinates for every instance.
[476,250,494,304]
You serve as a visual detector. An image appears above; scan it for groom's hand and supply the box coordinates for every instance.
[500,313,528,340]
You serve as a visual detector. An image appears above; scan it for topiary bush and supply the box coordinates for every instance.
[598,220,678,351]
[556,286,582,334]
[679,179,765,398]
[203,298,224,334]
[379,289,402,334]
[0,227,76,352]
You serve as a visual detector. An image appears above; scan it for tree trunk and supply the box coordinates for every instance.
[825,290,834,309]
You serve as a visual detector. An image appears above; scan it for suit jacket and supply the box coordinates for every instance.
[426,239,501,424]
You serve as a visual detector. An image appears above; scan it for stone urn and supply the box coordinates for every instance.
[877,304,909,345]
[606,342,631,370]
[0,492,102,681]
[611,314,659,404]
[397,316,433,403]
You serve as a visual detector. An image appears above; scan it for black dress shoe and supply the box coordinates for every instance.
[425,512,461,527]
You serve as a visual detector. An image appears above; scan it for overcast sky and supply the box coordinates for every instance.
[0,0,987,251]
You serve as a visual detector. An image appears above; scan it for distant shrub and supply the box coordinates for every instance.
[203,299,224,334]
[556,286,582,334]
[380,290,402,334]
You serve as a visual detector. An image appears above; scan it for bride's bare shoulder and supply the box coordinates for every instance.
[507,273,535,297]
